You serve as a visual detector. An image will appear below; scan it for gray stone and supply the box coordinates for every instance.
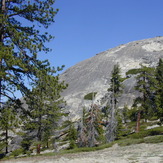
[59,37,163,118]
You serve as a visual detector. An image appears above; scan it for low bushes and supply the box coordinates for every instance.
[118,138,144,146]
[84,92,97,100]
[128,127,163,139]
[144,135,163,143]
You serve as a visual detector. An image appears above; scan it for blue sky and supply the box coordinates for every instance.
[41,0,163,71]
[4,0,162,101]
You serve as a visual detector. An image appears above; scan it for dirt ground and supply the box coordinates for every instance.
[1,143,163,163]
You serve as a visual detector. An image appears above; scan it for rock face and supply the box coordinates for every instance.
[60,37,163,119]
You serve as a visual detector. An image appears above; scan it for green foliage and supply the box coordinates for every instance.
[126,68,141,76]
[148,116,159,121]
[68,124,77,141]
[127,107,139,121]
[15,134,163,158]
[0,142,6,153]
[69,140,77,149]
[0,100,21,154]
[21,136,32,153]
[0,1,67,155]
[155,58,163,120]
[127,60,163,124]
[84,92,97,100]
[22,67,67,154]
[0,0,58,102]
[108,64,123,99]
[118,138,144,146]
[106,63,124,142]
[11,148,23,157]
[87,105,105,146]
[116,115,127,139]
[68,124,77,149]
[122,104,129,123]
[129,65,157,122]
[35,133,163,157]
[128,127,163,139]
[60,142,114,154]
[77,105,105,147]
[120,77,129,82]
[144,135,163,143]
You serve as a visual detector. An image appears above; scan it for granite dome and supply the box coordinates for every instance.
[60,37,163,119]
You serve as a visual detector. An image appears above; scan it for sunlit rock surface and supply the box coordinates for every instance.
[60,37,163,118]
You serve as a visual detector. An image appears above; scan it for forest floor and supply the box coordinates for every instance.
[1,142,163,163]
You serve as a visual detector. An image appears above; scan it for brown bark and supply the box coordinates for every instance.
[37,144,41,154]
[136,111,141,133]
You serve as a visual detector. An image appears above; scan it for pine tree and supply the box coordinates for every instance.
[68,123,77,149]
[23,66,67,154]
[155,58,163,122]
[122,104,129,123]
[0,0,58,104]
[106,63,123,142]
[0,100,20,154]
[134,65,156,121]
[126,65,157,132]
[109,64,123,109]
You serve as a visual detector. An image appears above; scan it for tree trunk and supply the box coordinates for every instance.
[37,144,41,154]
[36,112,42,154]
[5,128,8,154]
[106,80,118,142]
[136,111,141,133]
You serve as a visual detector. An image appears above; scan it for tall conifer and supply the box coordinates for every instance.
[134,66,156,121]
[106,63,123,142]
[155,58,163,122]
[0,0,58,103]
[23,65,67,154]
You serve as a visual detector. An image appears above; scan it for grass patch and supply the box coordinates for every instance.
[43,142,114,156]
[1,126,163,160]
[2,134,163,161]
[117,138,144,146]
[144,135,163,143]
[128,127,163,139]
[41,134,163,157]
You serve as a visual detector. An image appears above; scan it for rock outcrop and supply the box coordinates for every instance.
[60,37,163,119]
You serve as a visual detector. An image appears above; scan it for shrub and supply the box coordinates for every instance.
[0,142,5,153]
[21,138,32,152]
[11,148,23,157]
[84,92,97,100]
[118,138,144,146]
[69,140,77,149]
[148,116,158,121]
[144,135,163,143]
[129,127,163,139]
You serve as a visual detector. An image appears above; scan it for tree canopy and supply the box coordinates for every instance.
[106,63,123,142]
[23,65,67,154]
[0,0,58,103]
